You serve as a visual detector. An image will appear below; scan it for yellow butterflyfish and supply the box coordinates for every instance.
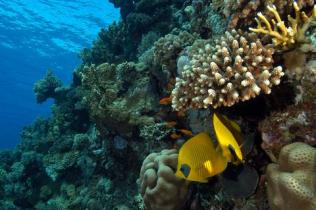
[175,132,228,182]
[213,113,243,164]
[175,113,244,183]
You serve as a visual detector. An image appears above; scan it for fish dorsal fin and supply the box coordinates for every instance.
[213,113,243,164]
[222,115,241,133]
[219,114,243,145]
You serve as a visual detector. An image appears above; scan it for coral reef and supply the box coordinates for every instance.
[81,0,184,65]
[138,149,189,210]
[171,30,284,111]
[33,70,63,103]
[250,2,316,50]
[259,58,316,159]
[213,0,315,30]
[259,101,316,159]
[1,0,315,209]
[266,142,316,210]
[184,0,227,37]
[80,62,157,137]
[153,30,197,71]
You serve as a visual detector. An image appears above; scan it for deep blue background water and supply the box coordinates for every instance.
[0,0,119,149]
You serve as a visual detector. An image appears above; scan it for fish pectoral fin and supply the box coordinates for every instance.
[203,160,213,174]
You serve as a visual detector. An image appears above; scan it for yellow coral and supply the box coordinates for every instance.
[250,1,316,50]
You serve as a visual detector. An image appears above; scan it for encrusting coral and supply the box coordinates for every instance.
[266,142,316,210]
[259,101,316,160]
[171,30,284,111]
[137,149,189,210]
[250,1,316,50]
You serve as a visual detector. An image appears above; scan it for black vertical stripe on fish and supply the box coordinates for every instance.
[228,144,239,162]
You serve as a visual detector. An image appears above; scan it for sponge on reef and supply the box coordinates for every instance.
[138,149,189,210]
[266,142,316,210]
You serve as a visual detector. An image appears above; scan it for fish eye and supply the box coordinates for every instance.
[180,164,191,178]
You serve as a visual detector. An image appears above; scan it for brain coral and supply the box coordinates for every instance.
[266,142,316,210]
[171,30,284,111]
[137,149,189,210]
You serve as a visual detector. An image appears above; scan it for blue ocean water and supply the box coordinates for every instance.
[0,0,119,149]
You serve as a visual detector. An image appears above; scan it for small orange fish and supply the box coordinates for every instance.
[170,133,182,139]
[179,129,193,137]
[159,96,172,105]
[165,121,177,128]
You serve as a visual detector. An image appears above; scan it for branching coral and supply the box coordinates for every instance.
[137,149,189,210]
[250,1,316,50]
[266,142,316,210]
[171,30,284,111]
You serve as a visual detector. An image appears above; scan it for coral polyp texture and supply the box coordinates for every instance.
[137,149,189,210]
[153,30,197,70]
[266,142,316,210]
[171,30,284,111]
[250,1,316,50]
